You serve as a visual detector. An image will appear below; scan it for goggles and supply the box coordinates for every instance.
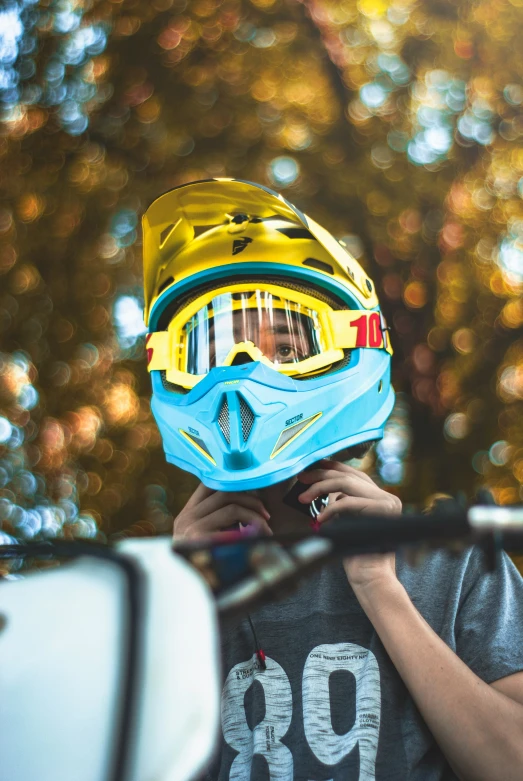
[146,283,392,390]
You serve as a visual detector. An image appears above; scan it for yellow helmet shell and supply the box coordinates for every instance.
[142,178,379,325]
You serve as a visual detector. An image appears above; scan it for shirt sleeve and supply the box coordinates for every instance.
[455,547,523,683]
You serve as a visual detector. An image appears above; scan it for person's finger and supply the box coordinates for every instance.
[184,482,216,509]
[318,496,399,524]
[299,467,382,489]
[297,468,338,483]
[312,458,375,481]
[298,475,383,502]
[318,496,373,522]
[299,467,371,484]
[187,504,273,537]
[195,490,271,521]
[308,460,375,484]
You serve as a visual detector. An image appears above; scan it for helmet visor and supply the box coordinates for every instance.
[181,290,326,375]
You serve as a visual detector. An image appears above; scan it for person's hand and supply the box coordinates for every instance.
[173,482,272,540]
[296,459,401,591]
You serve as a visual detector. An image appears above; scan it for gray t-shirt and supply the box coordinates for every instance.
[212,547,523,781]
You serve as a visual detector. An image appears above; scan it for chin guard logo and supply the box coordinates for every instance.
[232,237,253,255]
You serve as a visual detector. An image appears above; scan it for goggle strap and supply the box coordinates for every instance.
[146,331,172,371]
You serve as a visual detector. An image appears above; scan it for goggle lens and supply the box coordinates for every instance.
[181,290,325,376]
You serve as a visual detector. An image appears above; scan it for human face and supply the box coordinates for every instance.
[227,307,312,365]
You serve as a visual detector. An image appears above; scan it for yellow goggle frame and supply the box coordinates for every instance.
[146,283,392,389]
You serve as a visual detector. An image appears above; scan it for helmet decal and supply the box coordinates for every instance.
[232,237,252,255]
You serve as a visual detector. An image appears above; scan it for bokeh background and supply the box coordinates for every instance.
[1,0,523,555]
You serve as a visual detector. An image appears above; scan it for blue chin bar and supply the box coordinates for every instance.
[150,351,394,492]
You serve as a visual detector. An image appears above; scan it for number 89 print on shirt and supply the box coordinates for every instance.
[221,643,381,781]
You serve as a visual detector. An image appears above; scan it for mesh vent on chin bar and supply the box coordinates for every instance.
[218,394,255,443]
[239,396,255,441]
[218,396,230,443]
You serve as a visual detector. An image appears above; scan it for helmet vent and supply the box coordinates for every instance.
[239,396,255,441]
[271,412,322,459]
[218,396,230,443]
[303,258,334,275]
[157,276,174,294]
[180,430,215,464]
[194,224,220,237]
[159,224,175,246]
[276,227,315,239]
[218,394,254,443]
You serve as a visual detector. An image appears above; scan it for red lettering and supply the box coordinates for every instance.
[350,315,367,347]
[369,313,382,347]
[146,333,154,364]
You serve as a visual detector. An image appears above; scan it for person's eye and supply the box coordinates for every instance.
[276,345,297,361]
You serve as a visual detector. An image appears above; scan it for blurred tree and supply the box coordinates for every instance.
[0,0,522,558]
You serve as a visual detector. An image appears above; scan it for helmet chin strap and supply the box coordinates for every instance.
[281,478,330,533]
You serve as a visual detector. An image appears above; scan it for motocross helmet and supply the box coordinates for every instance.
[143,178,394,491]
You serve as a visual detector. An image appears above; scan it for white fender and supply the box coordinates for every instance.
[0,538,221,781]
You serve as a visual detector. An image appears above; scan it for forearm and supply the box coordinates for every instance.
[355,578,523,781]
